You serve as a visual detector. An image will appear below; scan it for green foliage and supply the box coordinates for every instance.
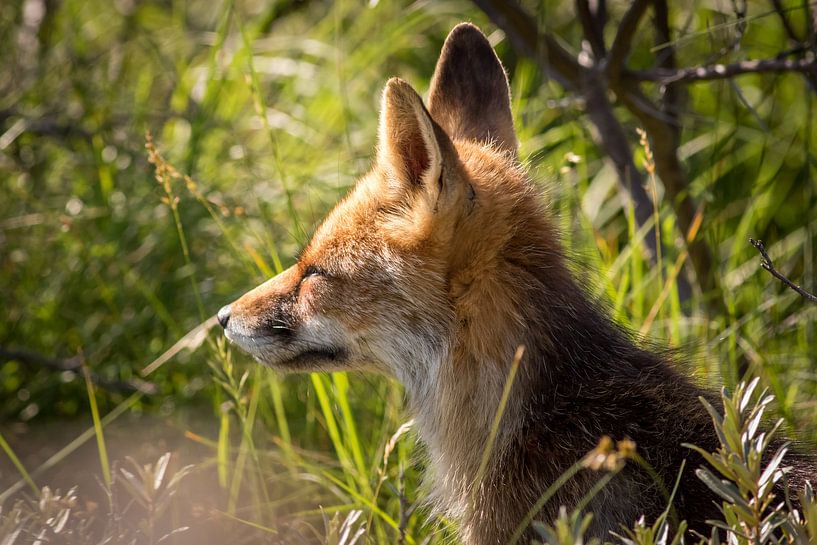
[686,379,789,539]
[614,514,686,545]
[533,507,600,545]
[322,510,367,545]
[0,452,193,545]
[117,453,196,541]
[686,379,815,545]
[530,383,816,545]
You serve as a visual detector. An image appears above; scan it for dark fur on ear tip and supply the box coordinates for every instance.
[428,23,517,155]
[444,22,494,52]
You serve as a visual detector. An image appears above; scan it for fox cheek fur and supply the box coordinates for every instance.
[222,237,454,382]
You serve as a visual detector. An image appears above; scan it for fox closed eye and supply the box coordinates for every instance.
[302,265,325,279]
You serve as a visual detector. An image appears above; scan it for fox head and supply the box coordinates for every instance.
[219,23,560,393]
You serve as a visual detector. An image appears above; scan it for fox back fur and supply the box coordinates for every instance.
[219,23,812,545]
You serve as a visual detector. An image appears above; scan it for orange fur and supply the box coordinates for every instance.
[218,23,813,545]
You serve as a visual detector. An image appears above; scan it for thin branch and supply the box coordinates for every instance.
[0,109,92,144]
[771,0,803,43]
[770,0,817,92]
[576,0,606,60]
[606,0,650,81]
[750,238,817,303]
[0,346,82,371]
[0,346,158,394]
[593,0,607,39]
[630,56,817,84]
[652,0,682,127]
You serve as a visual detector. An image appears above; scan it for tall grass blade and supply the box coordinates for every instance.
[82,364,112,490]
[0,431,38,496]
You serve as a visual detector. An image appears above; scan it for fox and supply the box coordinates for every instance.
[217,23,812,545]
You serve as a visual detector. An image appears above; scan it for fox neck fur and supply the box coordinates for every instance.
[400,136,715,543]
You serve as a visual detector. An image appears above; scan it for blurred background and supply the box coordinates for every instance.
[1,0,815,543]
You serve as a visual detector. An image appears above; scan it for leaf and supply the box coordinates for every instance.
[706,519,750,539]
[745,408,763,444]
[51,508,70,533]
[699,398,729,450]
[695,468,751,510]
[166,464,196,492]
[758,443,789,493]
[153,453,171,492]
[655,517,670,545]
[158,526,190,543]
[684,444,732,477]
[1,527,22,545]
[118,467,150,506]
[739,378,761,413]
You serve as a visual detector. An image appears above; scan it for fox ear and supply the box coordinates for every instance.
[378,78,444,190]
[428,23,517,155]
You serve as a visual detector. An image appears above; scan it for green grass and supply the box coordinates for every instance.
[1,0,816,543]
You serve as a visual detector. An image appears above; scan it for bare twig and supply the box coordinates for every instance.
[630,56,817,83]
[749,238,817,303]
[771,0,803,43]
[591,0,607,43]
[0,346,82,371]
[0,345,158,394]
[770,0,817,92]
[0,109,91,145]
[607,0,650,81]
[652,0,683,125]
[95,376,158,395]
[576,0,606,60]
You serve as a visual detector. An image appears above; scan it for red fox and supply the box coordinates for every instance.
[218,23,809,545]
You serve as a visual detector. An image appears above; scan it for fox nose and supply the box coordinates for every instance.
[217,305,231,328]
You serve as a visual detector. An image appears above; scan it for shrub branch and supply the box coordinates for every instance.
[0,346,158,394]
[630,56,817,84]
[474,0,817,304]
[750,238,817,303]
